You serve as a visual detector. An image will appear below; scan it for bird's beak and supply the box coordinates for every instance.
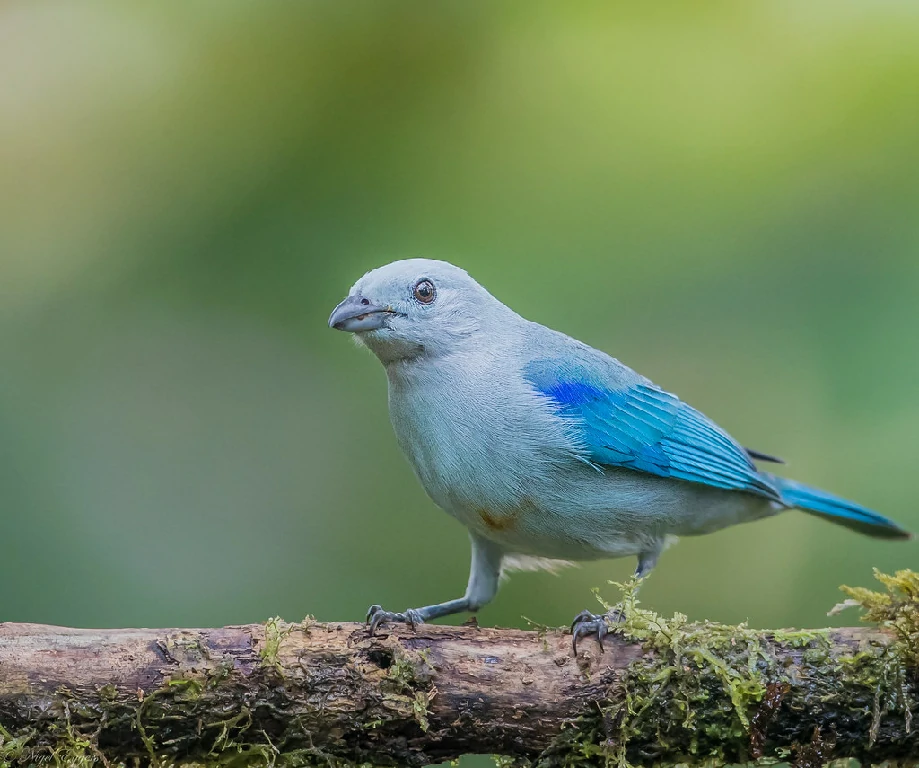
[328,295,399,333]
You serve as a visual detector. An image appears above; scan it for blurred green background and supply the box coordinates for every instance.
[1,0,917,730]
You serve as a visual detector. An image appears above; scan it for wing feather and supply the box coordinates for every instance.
[524,360,781,501]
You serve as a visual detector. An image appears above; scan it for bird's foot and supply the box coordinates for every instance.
[366,604,425,636]
[570,607,625,654]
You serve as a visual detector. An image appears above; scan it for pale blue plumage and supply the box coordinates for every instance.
[329,258,910,635]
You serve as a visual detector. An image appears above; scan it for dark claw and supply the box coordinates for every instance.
[570,607,625,654]
[365,605,425,636]
[570,609,597,632]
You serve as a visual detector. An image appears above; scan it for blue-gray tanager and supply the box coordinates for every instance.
[329,259,909,648]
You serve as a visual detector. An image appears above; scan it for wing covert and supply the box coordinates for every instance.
[524,359,780,501]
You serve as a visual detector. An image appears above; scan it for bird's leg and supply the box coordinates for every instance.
[367,534,503,636]
[570,549,659,653]
[634,549,659,579]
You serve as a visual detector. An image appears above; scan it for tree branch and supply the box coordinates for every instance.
[0,573,916,766]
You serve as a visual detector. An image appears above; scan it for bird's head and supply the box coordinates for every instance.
[329,259,500,363]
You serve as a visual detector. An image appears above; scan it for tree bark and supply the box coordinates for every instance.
[0,617,914,766]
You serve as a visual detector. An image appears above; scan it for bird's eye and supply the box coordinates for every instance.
[413,279,436,304]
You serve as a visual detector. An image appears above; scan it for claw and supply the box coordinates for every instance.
[365,605,425,637]
[404,608,424,627]
[570,607,625,655]
[570,609,596,632]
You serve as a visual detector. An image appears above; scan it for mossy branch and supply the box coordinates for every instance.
[0,571,917,767]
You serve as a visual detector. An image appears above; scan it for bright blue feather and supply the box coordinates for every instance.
[524,359,781,501]
[768,476,910,539]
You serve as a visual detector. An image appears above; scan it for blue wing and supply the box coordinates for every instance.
[524,358,781,501]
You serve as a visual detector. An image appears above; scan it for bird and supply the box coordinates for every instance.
[328,258,910,649]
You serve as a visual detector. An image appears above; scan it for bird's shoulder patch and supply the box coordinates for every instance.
[522,357,781,501]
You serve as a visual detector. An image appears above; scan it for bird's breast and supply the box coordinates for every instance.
[385,357,571,521]
[387,387,519,513]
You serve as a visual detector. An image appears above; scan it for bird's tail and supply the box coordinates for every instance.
[768,475,911,540]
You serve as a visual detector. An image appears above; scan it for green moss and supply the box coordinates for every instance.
[135,690,162,765]
[47,734,103,768]
[538,571,919,767]
[384,647,436,731]
[835,568,919,668]
[539,577,832,768]
[0,724,32,768]
[386,657,418,690]
[614,578,825,749]
[831,568,919,746]
[523,617,563,653]
[493,756,526,768]
[46,702,113,768]
[259,616,292,675]
[4,574,916,767]
[378,644,436,733]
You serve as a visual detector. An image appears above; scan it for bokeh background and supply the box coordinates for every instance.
[2,2,918,760]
